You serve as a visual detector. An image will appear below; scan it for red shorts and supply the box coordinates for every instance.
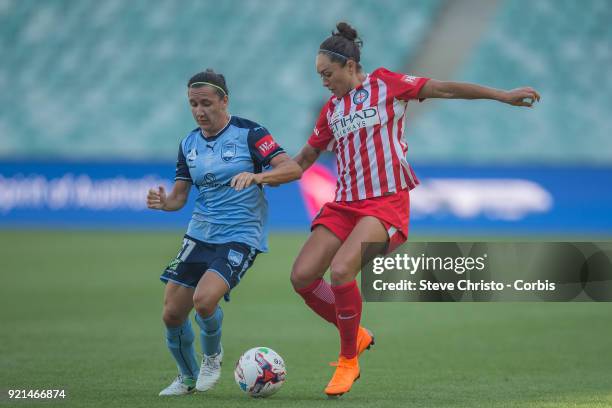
[311,189,410,252]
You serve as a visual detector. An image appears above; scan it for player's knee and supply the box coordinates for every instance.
[192,294,216,318]
[290,261,316,289]
[162,308,185,328]
[329,261,355,286]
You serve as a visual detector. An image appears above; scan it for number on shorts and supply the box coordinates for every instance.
[177,238,196,262]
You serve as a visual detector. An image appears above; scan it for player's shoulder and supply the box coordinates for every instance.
[371,67,426,84]
[230,116,266,132]
[371,67,399,79]
[179,127,201,147]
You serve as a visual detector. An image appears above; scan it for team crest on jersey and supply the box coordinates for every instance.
[221,142,236,162]
[228,249,244,267]
[353,89,369,105]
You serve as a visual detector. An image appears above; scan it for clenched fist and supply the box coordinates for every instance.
[147,185,167,210]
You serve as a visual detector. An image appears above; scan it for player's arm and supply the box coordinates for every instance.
[232,127,303,191]
[293,100,331,173]
[418,79,541,107]
[147,180,191,211]
[293,143,322,172]
[258,153,303,184]
[150,142,194,210]
[231,153,302,191]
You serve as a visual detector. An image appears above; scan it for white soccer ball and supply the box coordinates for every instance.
[234,347,286,398]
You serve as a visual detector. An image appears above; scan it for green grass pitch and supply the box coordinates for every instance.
[1,230,611,407]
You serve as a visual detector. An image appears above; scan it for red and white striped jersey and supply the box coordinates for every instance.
[308,67,429,202]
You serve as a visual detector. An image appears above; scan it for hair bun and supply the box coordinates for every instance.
[335,22,358,41]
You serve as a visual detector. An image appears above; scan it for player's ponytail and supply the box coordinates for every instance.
[319,22,363,70]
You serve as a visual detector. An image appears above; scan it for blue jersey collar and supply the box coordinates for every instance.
[200,115,232,142]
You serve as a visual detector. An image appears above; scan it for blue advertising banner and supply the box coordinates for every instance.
[1,161,611,235]
[409,164,612,235]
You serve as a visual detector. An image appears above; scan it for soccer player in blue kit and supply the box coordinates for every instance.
[147,69,302,396]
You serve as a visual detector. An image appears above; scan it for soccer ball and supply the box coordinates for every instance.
[234,347,286,398]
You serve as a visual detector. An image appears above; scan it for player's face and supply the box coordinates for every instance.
[188,86,229,136]
[316,54,357,98]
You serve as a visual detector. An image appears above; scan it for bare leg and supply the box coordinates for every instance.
[290,225,342,289]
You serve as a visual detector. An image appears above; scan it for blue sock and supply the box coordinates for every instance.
[165,319,199,379]
[195,306,223,356]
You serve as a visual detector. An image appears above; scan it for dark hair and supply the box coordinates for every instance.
[187,68,229,98]
[319,22,363,69]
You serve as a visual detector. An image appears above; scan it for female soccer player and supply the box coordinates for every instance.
[147,69,302,396]
[290,22,540,397]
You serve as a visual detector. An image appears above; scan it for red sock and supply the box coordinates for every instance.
[294,278,338,327]
[332,280,362,359]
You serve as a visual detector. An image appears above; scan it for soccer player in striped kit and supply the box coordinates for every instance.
[290,22,540,397]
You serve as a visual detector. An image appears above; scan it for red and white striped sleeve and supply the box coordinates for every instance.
[373,67,430,101]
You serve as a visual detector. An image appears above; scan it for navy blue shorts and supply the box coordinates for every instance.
[160,235,258,300]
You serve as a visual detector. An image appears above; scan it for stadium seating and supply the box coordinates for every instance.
[0,0,441,158]
[410,0,612,163]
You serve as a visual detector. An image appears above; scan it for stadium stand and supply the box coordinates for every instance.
[0,0,441,158]
[410,0,612,163]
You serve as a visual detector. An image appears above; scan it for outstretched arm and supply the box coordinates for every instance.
[418,79,541,107]
[147,180,191,211]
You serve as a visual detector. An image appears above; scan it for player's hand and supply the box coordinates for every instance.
[231,172,263,191]
[502,87,541,107]
[147,185,167,210]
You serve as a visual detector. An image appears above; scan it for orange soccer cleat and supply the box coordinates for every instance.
[325,355,360,397]
[356,326,375,356]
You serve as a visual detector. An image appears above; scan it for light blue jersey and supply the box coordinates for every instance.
[175,116,284,252]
